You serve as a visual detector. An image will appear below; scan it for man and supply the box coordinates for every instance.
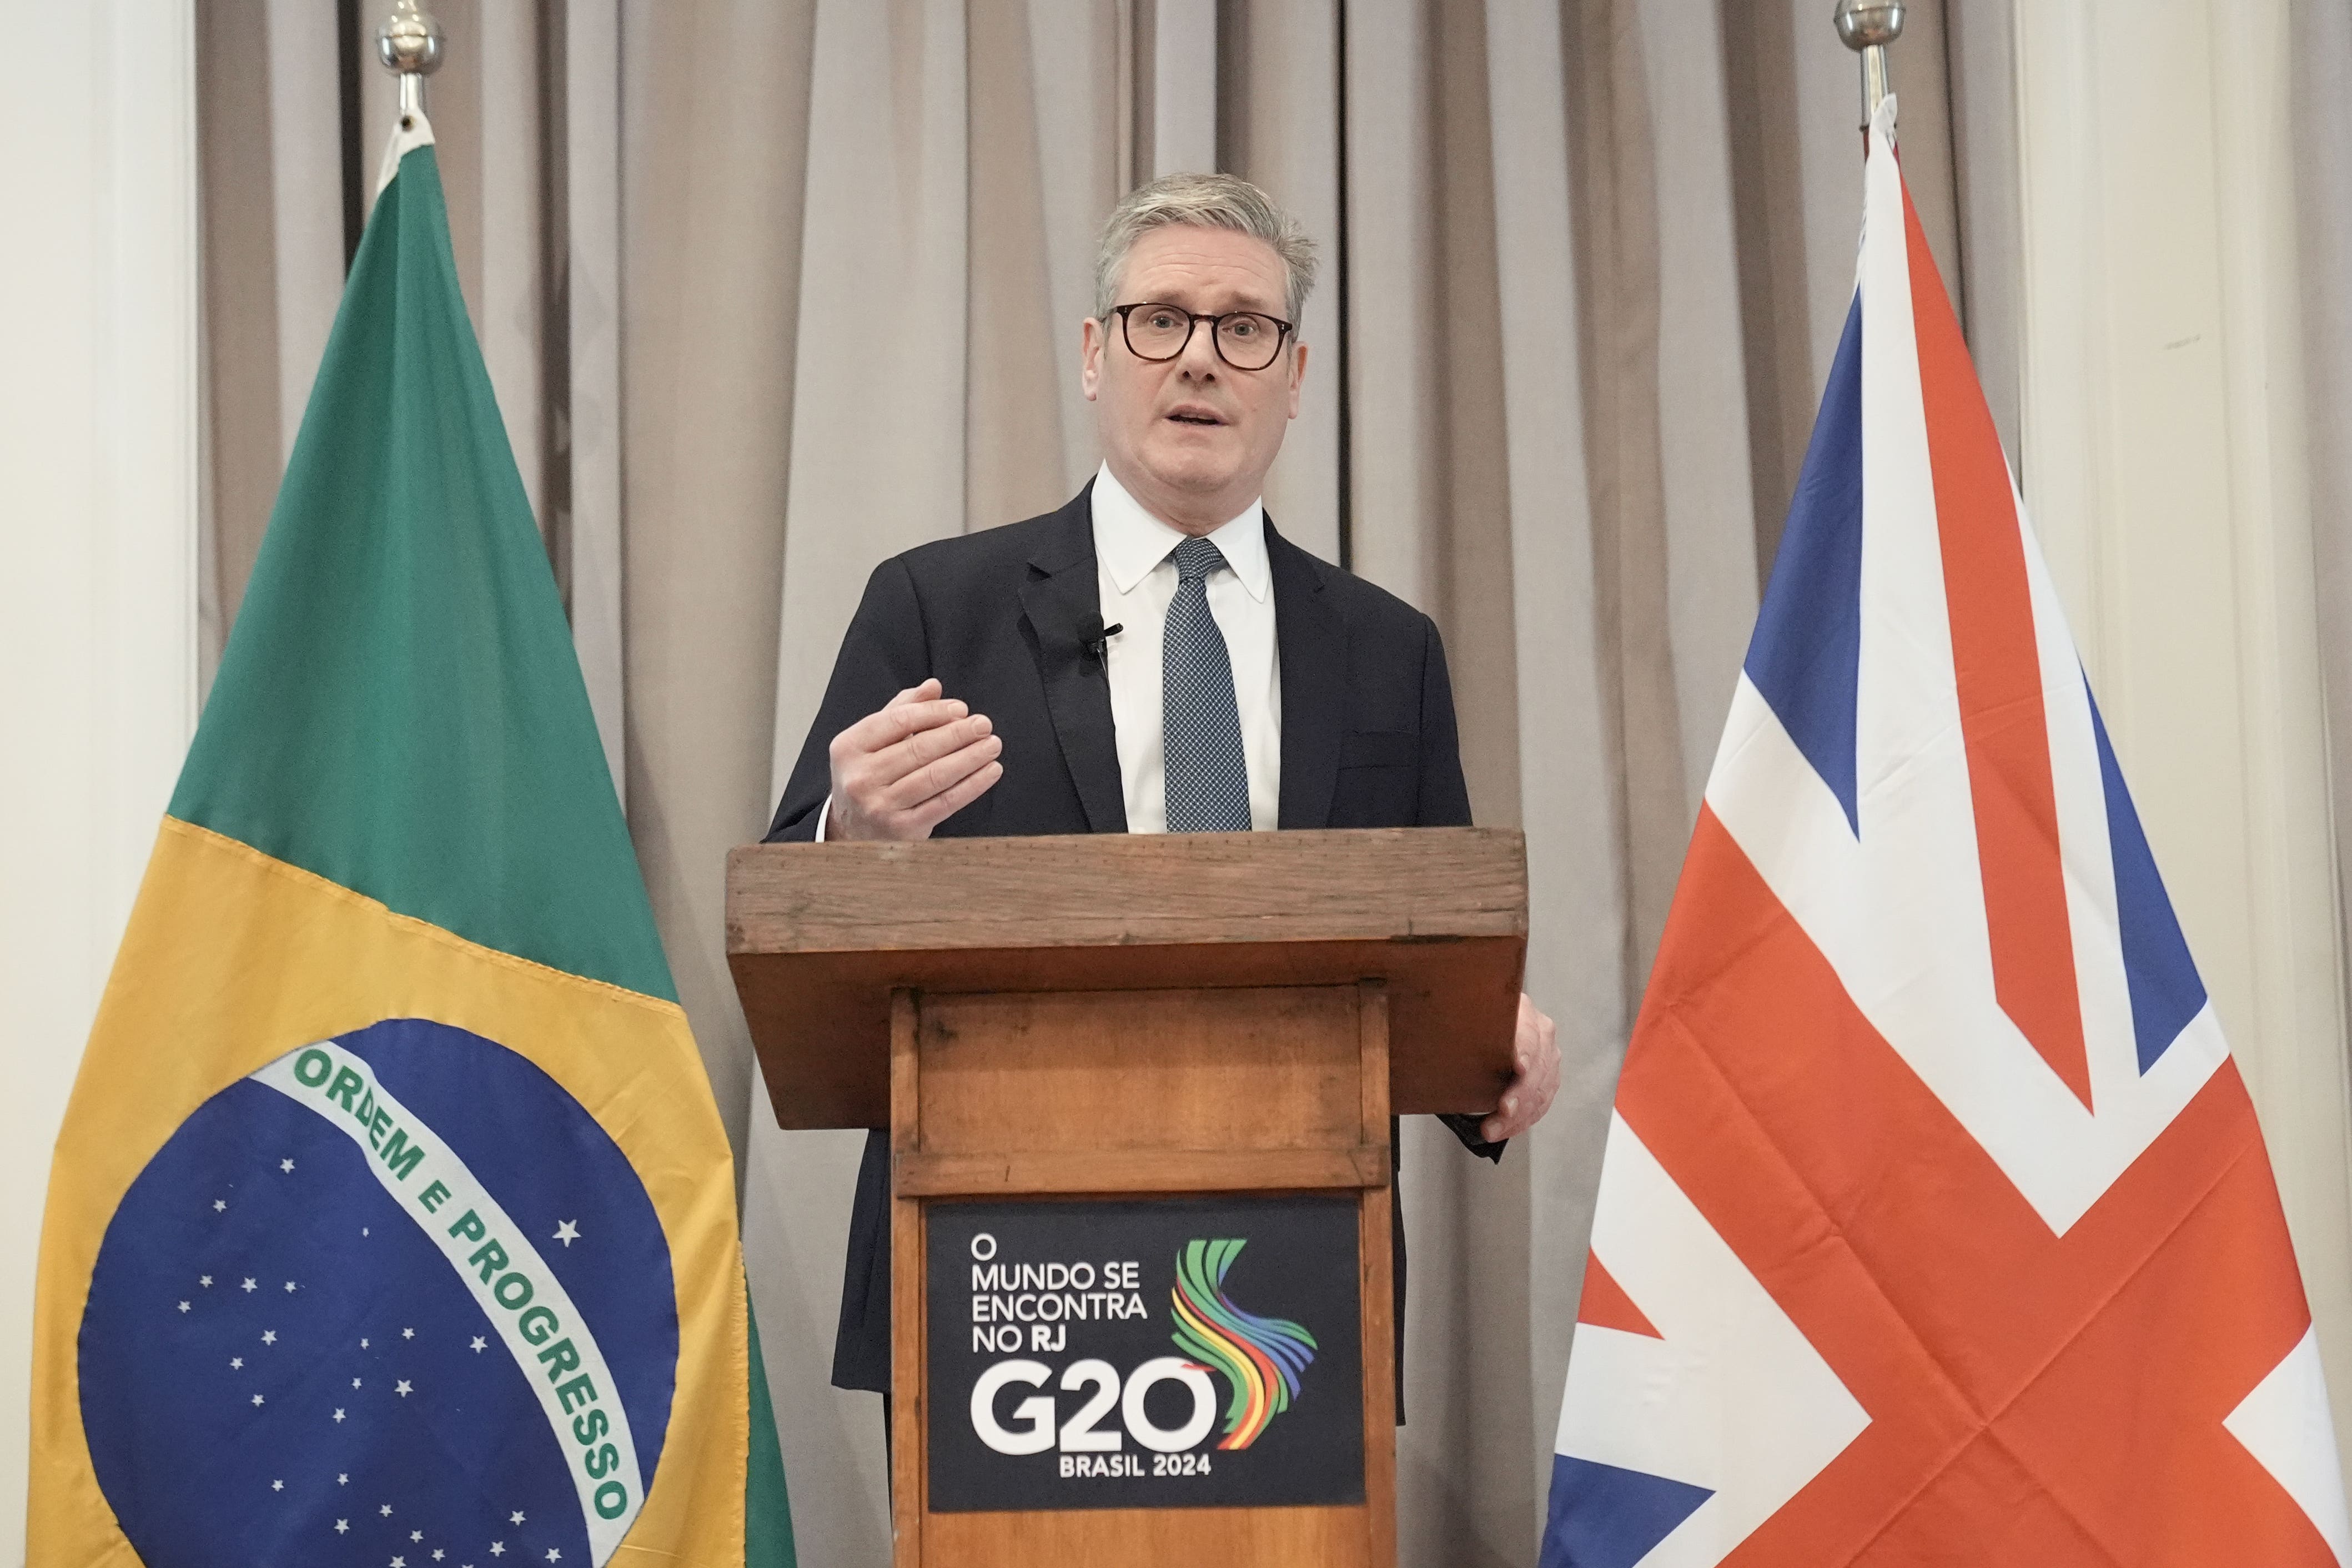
[767,173,1562,1412]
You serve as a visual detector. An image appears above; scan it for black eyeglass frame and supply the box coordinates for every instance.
[1108,301,1297,371]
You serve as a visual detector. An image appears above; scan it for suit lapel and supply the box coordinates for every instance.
[1270,522,1345,830]
[1018,484,1129,833]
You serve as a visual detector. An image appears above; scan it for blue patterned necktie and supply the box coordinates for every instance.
[1161,535,1253,832]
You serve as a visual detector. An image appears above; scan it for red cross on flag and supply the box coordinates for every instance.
[1541,96,2352,1568]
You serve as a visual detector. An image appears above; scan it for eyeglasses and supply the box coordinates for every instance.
[1109,302,1295,372]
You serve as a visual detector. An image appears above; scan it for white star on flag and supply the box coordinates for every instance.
[396,1379,413,1396]
[403,1326,415,1339]
[354,1378,363,1388]
[250,1394,264,1407]
[552,1220,579,1247]
[272,1480,283,1492]
[213,1199,226,1212]
[261,1330,276,1344]
[229,1358,242,1369]
[177,1301,189,1313]
[490,1544,505,1557]
[284,1280,298,1292]
[547,1553,560,1563]
[510,1511,526,1525]
[240,1278,256,1292]
[280,1158,294,1172]
[336,1519,349,1534]
[199,1275,212,1286]
[393,1557,406,1567]
[381,1503,393,1515]
[470,1336,487,1353]
[338,1473,348,1484]
[360,1336,370,1348]
[334,1409,346,1423]
[412,1529,424,1541]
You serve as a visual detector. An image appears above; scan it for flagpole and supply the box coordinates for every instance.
[376,0,444,123]
[1833,0,1906,124]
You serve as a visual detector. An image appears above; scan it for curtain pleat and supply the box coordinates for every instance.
[2288,0,2352,1471]
[761,2,979,1550]
[2304,7,2352,1033]
[1221,1,1342,563]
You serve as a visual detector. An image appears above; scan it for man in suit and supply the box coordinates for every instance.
[768,172,1562,1413]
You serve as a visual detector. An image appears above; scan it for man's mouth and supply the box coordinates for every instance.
[1165,405,1225,426]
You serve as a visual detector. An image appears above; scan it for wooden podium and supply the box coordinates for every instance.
[727,828,1526,1567]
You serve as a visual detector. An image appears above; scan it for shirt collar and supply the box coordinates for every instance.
[1090,461,1270,602]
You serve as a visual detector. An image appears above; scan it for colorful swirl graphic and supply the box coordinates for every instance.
[1168,1238,1319,1450]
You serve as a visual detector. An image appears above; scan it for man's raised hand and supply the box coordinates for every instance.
[826,679,1004,841]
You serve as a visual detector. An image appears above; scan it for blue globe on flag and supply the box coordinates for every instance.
[79,1018,680,1568]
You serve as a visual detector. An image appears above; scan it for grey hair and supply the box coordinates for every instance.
[1093,173,1319,325]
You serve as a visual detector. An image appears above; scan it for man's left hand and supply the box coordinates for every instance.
[1480,993,1561,1144]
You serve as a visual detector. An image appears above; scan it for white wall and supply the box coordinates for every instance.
[2016,0,2352,1474]
[0,2,202,1559]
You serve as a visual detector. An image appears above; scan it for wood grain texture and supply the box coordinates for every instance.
[1355,986,1397,1566]
[915,987,1364,1154]
[890,991,923,1559]
[730,828,1525,950]
[729,828,1527,1128]
[893,1147,1390,1197]
[920,1505,1374,1562]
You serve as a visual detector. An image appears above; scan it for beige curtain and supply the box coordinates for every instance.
[2303,1,2352,1004]
[199,2,2007,1559]
[2295,0,2352,1463]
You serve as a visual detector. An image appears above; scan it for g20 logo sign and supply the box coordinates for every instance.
[969,1355,1219,1471]
[964,1234,1319,1469]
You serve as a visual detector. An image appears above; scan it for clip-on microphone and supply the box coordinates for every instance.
[1084,620,1124,662]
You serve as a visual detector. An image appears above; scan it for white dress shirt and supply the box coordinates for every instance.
[1090,463,1281,832]
[815,464,1281,837]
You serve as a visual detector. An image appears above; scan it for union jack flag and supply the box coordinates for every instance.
[1542,98,2351,1567]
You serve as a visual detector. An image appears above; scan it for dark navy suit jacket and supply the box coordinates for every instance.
[765,482,1501,1402]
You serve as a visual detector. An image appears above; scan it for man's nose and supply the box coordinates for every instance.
[1175,321,1222,377]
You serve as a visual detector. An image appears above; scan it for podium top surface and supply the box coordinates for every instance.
[726,827,1527,1129]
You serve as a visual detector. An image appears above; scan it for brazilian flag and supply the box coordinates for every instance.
[29,115,795,1567]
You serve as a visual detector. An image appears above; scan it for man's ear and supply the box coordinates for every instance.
[1080,315,1105,401]
[1286,340,1309,420]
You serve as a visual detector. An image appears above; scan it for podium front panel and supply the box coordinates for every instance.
[889,984,1397,1567]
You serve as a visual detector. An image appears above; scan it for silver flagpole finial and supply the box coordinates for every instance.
[376,1,445,124]
[1833,0,1904,124]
